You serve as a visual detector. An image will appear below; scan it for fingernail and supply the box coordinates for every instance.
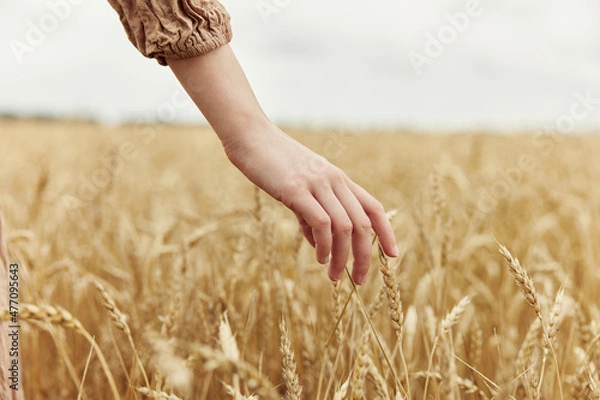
[323,254,330,264]
[355,275,366,285]
[329,270,340,281]
[392,244,399,257]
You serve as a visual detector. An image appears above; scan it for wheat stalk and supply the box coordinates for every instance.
[136,387,182,400]
[188,346,279,400]
[441,295,471,335]
[331,280,344,345]
[414,371,490,399]
[0,304,120,400]
[95,281,150,389]
[377,243,403,340]
[279,318,302,400]
[219,311,240,361]
[160,294,182,339]
[469,322,483,367]
[516,318,542,369]
[498,242,542,320]
[333,375,350,400]
[223,382,259,399]
[350,331,370,400]
[498,243,565,400]
[365,356,389,400]
[544,287,565,350]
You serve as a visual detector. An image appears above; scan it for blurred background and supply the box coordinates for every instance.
[1,0,600,131]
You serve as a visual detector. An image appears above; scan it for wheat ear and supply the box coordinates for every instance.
[0,304,120,400]
[136,387,183,400]
[279,318,302,400]
[188,346,279,400]
[95,281,151,389]
[377,244,403,340]
[497,242,542,320]
[350,331,370,400]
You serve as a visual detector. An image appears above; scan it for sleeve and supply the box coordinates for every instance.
[107,0,232,66]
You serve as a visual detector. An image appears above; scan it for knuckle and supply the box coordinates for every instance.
[279,190,300,209]
[324,167,345,183]
[354,242,372,259]
[335,220,353,236]
[279,184,307,209]
[370,200,386,214]
[357,219,373,233]
[356,251,371,264]
[313,215,331,230]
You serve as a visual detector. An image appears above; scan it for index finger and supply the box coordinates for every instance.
[291,194,333,264]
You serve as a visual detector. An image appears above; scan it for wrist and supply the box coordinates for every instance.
[219,116,278,166]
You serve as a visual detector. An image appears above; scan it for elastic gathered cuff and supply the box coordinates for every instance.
[156,25,233,66]
[107,0,233,66]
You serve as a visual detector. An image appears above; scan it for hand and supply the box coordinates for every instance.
[223,124,399,285]
[165,47,398,283]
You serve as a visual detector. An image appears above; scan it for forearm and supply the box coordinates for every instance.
[166,45,398,285]
[111,0,398,285]
[166,45,272,154]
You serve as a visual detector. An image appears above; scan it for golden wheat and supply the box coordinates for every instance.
[2,119,600,399]
[279,318,302,400]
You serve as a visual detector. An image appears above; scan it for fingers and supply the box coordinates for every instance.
[314,190,354,281]
[327,185,375,285]
[295,214,315,247]
[292,195,332,264]
[290,175,398,286]
[346,179,399,258]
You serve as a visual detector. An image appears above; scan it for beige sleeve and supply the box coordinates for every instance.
[107,0,233,66]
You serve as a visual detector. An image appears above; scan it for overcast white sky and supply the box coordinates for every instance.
[1,0,600,131]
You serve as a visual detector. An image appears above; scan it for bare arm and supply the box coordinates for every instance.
[167,45,398,284]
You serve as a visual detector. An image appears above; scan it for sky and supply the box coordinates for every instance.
[1,0,600,131]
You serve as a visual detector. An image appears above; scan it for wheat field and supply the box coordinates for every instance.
[1,118,600,399]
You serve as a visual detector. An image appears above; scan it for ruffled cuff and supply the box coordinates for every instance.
[108,0,232,66]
